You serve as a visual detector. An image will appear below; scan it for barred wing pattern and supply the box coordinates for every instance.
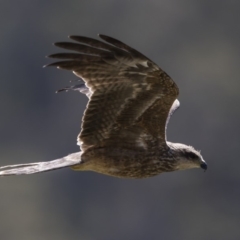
[47,35,179,151]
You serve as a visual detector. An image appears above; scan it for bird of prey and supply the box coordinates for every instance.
[0,34,207,178]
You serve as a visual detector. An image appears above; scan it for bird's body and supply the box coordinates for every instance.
[0,34,207,178]
[74,146,173,178]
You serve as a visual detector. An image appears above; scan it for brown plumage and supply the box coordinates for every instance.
[0,34,207,178]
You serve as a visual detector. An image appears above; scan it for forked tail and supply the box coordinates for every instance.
[0,152,81,176]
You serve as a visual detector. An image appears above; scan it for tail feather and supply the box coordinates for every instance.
[0,152,81,176]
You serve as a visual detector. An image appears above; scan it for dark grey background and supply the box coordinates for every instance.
[0,1,239,240]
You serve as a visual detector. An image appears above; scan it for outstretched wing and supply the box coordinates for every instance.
[46,35,179,151]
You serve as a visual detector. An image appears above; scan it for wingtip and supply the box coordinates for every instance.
[54,42,61,47]
[68,35,79,39]
[98,34,108,40]
[43,63,52,68]
[56,88,68,93]
[43,63,60,68]
[98,34,105,38]
[45,54,52,59]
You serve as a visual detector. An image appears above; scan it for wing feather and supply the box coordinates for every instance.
[46,35,179,151]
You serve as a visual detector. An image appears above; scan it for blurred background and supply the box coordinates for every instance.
[0,0,239,239]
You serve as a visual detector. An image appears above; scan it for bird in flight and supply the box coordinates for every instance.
[0,34,207,178]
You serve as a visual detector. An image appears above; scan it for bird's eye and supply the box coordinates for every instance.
[186,152,198,159]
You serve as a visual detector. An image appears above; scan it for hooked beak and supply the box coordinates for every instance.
[200,162,207,172]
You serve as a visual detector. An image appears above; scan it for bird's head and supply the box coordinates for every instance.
[167,142,207,171]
